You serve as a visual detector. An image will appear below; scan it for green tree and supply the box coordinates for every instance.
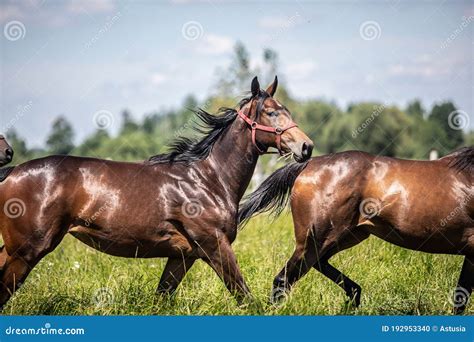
[142,113,161,135]
[345,103,413,157]
[76,130,109,156]
[406,99,425,119]
[319,111,353,153]
[120,110,139,135]
[464,131,474,146]
[46,116,74,155]
[428,102,464,150]
[297,100,341,147]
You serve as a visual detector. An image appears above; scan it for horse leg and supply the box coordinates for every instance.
[313,230,369,307]
[271,222,368,305]
[272,235,319,303]
[0,246,8,273]
[453,255,474,314]
[0,255,38,307]
[156,257,196,295]
[0,220,68,308]
[314,260,362,307]
[200,236,251,304]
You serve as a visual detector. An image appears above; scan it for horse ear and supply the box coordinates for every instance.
[251,76,260,97]
[265,75,278,97]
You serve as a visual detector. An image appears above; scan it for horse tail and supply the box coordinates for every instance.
[238,161,309,225]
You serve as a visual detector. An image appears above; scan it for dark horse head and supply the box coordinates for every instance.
[241,76,313,162]
[0,135,13,166]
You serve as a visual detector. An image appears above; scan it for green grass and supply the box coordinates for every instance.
[2,214,469,315]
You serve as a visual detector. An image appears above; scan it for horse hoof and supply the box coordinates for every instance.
[345,288,361,308]
[270,287,288,306]
[453,306,466,315]
[353,295,361,308]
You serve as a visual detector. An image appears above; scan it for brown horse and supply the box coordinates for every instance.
[0,136,13,167]
[239,147,473,314]
[0,76,313,307]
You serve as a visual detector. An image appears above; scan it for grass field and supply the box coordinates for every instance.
[2,214,470,316]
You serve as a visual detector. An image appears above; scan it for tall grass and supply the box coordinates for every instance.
[2,214,468,315]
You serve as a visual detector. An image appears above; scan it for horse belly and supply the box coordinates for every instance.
[68,222,194,258]
[368,220,469,255]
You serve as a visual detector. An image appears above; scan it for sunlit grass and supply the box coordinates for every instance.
[2,214,469,315]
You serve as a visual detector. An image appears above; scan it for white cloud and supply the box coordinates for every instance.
[385,52,457,79]
[364,74,376,85]
[150,73,167,86]
[258,13,303,30]
[388,65,436,77]
[0,0,116,25]
[197,34,233,55]
[285,61,318,80]
[0,4,24,23]
[66,0,115,14]
[414,54,432,64]
[387,63,447,78]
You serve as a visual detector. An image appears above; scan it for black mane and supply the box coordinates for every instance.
[148,94,259,165]
[444,146,473,173]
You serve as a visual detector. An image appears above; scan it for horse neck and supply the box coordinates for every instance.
[206,116,259,203]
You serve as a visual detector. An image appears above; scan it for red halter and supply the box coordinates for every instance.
[237,109,298,155]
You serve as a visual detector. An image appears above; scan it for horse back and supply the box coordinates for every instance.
[0,155,148,217]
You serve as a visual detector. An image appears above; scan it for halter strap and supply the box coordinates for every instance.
[237,109,298,155]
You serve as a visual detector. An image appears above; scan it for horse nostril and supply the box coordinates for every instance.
[302,142,313,158]
[5,148,13,158]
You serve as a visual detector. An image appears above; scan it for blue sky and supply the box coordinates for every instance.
[1,0,473,147]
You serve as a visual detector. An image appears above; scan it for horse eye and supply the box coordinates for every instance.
[267,111,278,117]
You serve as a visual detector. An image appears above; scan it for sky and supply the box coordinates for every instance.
[1,0,473,147]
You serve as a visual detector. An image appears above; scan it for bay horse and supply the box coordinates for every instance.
[0,135,13,167]
[239,147,473,314]
[0,76,313,307]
